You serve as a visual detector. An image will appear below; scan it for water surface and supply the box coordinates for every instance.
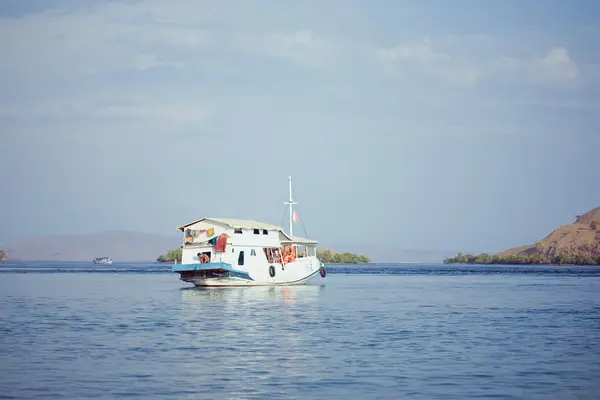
[1,262,599,399]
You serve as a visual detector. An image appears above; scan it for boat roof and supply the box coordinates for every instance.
[177,218,284,232]
[280,235,318,245]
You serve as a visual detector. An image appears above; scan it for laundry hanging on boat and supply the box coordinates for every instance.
[215,233,229,253]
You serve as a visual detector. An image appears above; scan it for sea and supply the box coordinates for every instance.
[1,261,599,400]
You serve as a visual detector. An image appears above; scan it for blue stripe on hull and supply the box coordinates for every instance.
[230,270,253,280]
[172,261,230,272]
[172,262,253,280]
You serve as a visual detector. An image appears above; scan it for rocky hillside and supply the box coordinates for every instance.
[444,206,600,265]
[499,206,600,260]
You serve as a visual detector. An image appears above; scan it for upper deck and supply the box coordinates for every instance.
[177,217,317,249]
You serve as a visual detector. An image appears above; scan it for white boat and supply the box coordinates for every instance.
[172,176,327,287]
[93,257,112,264]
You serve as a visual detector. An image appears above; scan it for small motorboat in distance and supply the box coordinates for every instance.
[93,257,113,264]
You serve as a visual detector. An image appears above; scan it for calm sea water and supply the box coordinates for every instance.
[1,261,599,399]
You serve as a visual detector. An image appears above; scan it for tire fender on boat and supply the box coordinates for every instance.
[269,265,276,278]
[319,266,326,278]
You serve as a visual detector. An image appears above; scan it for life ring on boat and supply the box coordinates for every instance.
[269,265,276,278]
[319,266,326,278]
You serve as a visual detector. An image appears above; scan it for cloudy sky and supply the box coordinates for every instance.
[1,0,599,254]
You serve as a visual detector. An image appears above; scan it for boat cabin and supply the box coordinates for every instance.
[176,217,317,265]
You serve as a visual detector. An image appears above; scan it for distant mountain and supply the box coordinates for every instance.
[1,230,181,262]
[444,206,600,265]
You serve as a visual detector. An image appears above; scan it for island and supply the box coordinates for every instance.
[156,247,370,264]
[0,249,5,262]
[156,248,182,263]
[316,248,370,264]
[444,206,600,266]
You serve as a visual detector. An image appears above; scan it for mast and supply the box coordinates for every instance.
[284,176,297,236]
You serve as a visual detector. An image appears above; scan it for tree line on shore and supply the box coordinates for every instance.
[443,251,600,266]
[156,247,370,264]
[0,250,5,261]
[157,248,182,263]
[316,249,370,264]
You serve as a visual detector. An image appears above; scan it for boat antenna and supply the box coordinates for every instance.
[284,176,297,236]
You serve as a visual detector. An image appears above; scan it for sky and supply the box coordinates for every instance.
[1,0,599,254]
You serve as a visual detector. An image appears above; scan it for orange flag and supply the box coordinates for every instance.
[293,210,300,223]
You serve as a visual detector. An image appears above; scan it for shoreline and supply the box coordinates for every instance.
[444,262,600,267]
[444,254,600,267]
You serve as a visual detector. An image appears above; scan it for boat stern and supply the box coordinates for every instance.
[172,262,254,284]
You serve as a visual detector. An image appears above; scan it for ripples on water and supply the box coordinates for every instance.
[1,261,599,399]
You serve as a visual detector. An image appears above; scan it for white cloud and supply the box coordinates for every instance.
[0,0,338,125]
[0,1,221,127]
[497,46,580,85]
[0,6,213,80]
[0,0,597,131]
[233,29,335,69]
[376,38,586,88]
[0,93,215,126]
[538,47,580,80]
[0,0,337,81]
[375,39,480,86]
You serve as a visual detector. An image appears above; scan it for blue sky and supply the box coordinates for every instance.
[1,0,599,254]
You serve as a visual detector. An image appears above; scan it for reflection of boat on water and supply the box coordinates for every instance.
[92,257,112,264]
[172,176,327,287]
[178,285,325,381]
[180,284,325,304]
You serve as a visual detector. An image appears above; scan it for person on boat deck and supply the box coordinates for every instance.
[197,253,210,264]
[282,245,296,263]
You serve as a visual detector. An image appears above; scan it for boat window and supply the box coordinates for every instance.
[262,229,268,235]
[234,228,243,234]
[238,251,244,266]
[253,229,260,235]
[263,247,280,263]
[297,245,306,258]
[250,249,256,256]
